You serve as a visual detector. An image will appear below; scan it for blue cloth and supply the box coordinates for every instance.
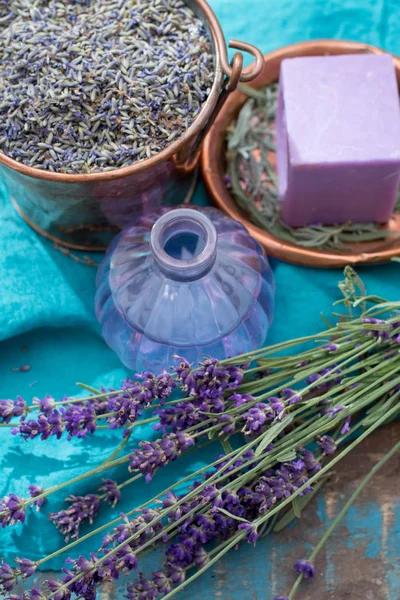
[0,0,399,584]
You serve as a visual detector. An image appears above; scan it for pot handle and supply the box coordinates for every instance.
[220,40,265,91]
[195,41,263,146]
[177,39,264,170]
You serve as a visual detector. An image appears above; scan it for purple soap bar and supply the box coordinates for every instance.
[276,54,400,227]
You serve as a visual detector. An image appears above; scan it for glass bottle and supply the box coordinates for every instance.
[95,206,275,371]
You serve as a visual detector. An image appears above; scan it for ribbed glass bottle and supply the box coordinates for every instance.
[95,206,275,371]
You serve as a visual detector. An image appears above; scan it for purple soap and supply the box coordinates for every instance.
[276,54,400,227]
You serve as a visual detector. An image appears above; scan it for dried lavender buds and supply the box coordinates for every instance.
[0,0,214,174]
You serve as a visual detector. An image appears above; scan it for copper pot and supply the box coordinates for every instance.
[1,0,264,250]
[201,40,400,268]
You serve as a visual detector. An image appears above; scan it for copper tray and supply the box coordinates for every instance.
[201,40,400,268]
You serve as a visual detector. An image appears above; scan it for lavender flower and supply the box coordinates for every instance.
[306,365,343,391]
[32,395,56,414]
[12,411,65,441]
[340,416,351,435]
[108,372,175,429]
[123,450,320,600]
[361,318,390,340]
[8,585,45,600]
[47,411,66,437]
[45,579,72,600]
[0,561,16,592]
[300,449,321,476]
[168,564,186,585]
[12,417,44,441]
[318,435,337,455]
[129,433,194,482]
[361,318,387,325]
[274,596,289,600]
[10,372,176,443]
[152,372,176,400]
[238,522,259,544]
[165,543,193,568]
[173,357,244,401]
[242,403,275,434]
[230,393,254,408]
[268,397,285,415]
[62,553,107,598]
[0,494,26,527]
[31,587,46,600]
[323,343,339,352]
[282,388,301,405]
[154,401,202,433]
[35,444,323,600]
[254,455,317,512]
[217,414,236,436]
[125,573,160,600]
[193,547,209,568]
[173,357,196,394]
[15,558,37,578]
[105,391,140,429]
[85,394,109,416]
[156,358,244,436]
[294,559,316,579]
[28,485,46,510]
[125,574,160,600]
[152,571,172,594]
[50,494,100,541]
[101,509,163,555]
[98,479,121,507]
[193,358,244,400]
[321,405,345,418]
[60,404,97,440]
[0,396,26,423]
[155,396,222,434]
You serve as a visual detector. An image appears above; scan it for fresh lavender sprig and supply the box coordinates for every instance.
[8,371,176,441]
[50,478,125,541]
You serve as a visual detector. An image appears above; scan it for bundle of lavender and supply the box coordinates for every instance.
[1,268,399,600]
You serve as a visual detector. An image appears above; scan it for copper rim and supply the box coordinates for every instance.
[201,40,400,268]
[0,0,264,184]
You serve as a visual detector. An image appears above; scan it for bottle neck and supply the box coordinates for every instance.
[150,208,218,282]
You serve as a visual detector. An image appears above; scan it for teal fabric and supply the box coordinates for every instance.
[1,0,400,574]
